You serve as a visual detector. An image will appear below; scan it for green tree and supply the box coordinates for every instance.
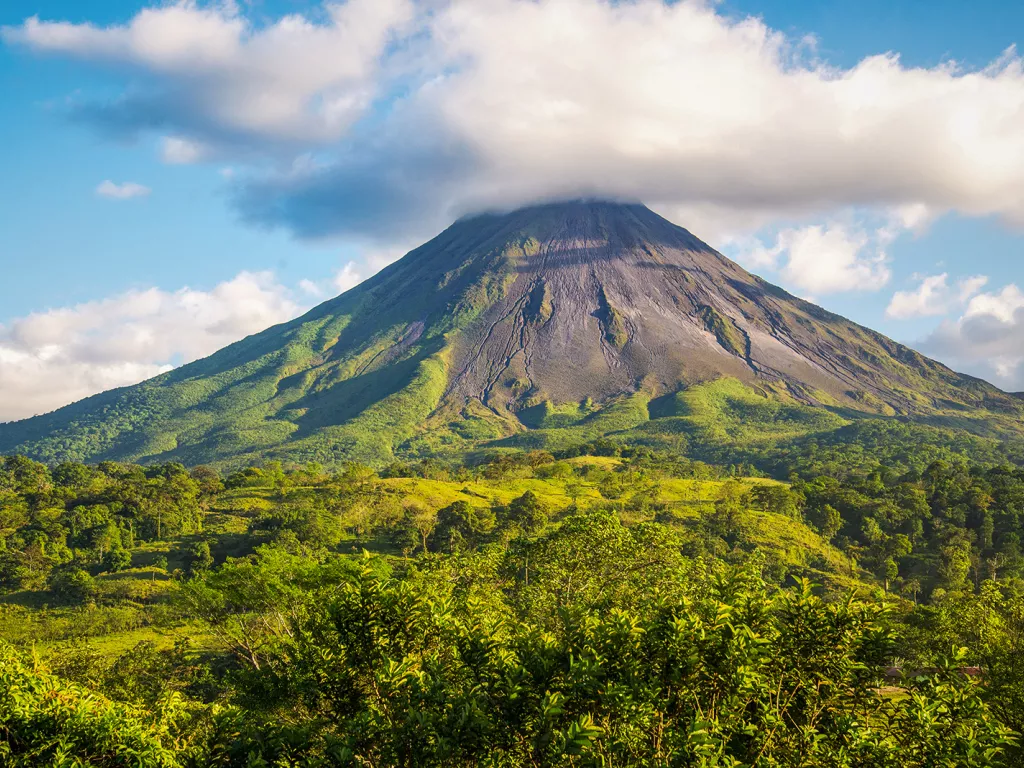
[883,557,899,593]
[820,504,842,541]
[185,541,214,577]
[102,545,132,573]
[387,509,423,557]
[501,490,549,535]
[0,642,183,767]
[177,545,362,670]
[564,480,584,505]
[47,567,96,605]
[221,552,1016,767]
[749,483,803,518]
[707,479,745,540]
[428,500,494,553]
[940,540,973,593]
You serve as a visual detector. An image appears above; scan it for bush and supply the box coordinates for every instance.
[102,546,132,573]
[0,642,183,767]
[47,567,96,605]
[221,556,1016,767]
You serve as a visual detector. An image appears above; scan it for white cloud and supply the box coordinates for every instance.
[887,274,952,319]
[733,219,892,294]
[9,1,1024,243]
[958,275,991,303]
[4,0,415,148]
[652,203,788,250]
[0,271,301,421]
[964,284,1024,323]
[160,135,208,164]
[418,1,1024,226]
[333,262,363,294]
[921,284,1024,390]
[886,273,988,319]
[95,180,150,199]
[781,224,891,294]
[888,202,936,234]
[299,247,405,298]
[724,235,783,270]
[362,244,409,274]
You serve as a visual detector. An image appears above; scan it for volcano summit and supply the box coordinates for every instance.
[1,201,1019,467]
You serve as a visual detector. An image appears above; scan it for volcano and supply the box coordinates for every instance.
[1,201,1019,467]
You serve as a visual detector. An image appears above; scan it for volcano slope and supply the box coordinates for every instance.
[1,200,1021,468]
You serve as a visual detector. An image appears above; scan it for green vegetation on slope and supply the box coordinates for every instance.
[3,202,1024,472]
[0,218,522,468]
[644,377,849,445]
[596,285,628,348]
[697,304,749,359]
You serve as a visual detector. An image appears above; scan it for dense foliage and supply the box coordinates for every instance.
[0,641,187,767]
[3,443,1024,765]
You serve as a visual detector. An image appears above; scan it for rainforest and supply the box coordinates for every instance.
[3,429,1024,766]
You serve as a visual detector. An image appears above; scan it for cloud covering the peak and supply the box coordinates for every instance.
[7,0,1024,248]
[9,0,1024,401]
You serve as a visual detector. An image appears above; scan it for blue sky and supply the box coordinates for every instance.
[1,0,1023,419]
[0,0,352,318]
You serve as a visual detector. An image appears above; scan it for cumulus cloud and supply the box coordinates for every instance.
[223,0,1024,242]
[780,224,891,294]
[295,246,405,299]
[4,0,415,150]
[297,278,325,298]
[731,218,896,294]
[886,273,988,319]
[333,262,363,294]
[8,0,1024,245]
[95,180,150,199]
[0,271,301,421]
[887,274,954,319]
[921,284,1024,391]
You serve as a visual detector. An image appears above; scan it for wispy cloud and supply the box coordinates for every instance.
[160,136,208,164]
[733,219,893,295]
[95,180,151,199]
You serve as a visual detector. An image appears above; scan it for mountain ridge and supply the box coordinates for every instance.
[2,200,1021,468]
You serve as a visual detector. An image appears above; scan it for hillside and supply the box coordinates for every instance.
[0,448,870,688]
[2,201,1021,469]
[0,457,859,655]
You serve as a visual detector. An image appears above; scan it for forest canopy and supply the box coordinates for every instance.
[2,439,1024,766]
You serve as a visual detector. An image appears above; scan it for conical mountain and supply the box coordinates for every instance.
[1,201,1019,467]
